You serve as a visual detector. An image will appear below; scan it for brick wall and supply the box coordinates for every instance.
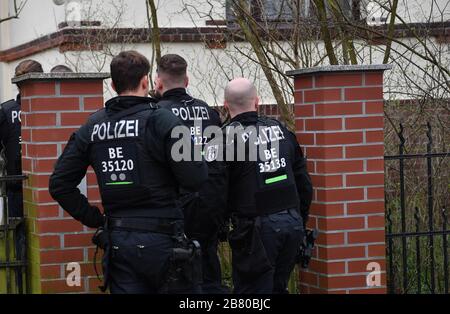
[258,104,280,118]
[13,72,109,293]
[287,65,392,294]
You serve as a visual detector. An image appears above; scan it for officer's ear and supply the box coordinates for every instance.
[254,96,259,111]
[111,81,117,93]
[154,76,163,92]
[141,75,149,90]
[223,101,231,116]
[184,75,189,88]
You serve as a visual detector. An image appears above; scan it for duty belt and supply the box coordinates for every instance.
[107,217,183,235]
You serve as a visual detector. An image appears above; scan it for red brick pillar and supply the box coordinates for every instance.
[287,65,392,294]
[12,72,109,293]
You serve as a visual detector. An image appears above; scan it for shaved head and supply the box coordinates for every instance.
[224,78,258,117]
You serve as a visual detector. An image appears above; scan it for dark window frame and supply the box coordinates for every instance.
[226,0,362,25]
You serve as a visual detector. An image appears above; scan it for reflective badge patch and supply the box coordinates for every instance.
[95,141,140,188]
[265,174,288,185]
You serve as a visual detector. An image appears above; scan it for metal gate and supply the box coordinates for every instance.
[0,152,28,294]
[384,123,449,294]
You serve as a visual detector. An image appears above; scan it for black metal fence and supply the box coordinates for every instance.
[0,174,28,294]
[384,123,449,294]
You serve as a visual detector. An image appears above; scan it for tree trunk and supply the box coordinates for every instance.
[147,0,161,63]
[383,0,399,64]
[313,0,339,65]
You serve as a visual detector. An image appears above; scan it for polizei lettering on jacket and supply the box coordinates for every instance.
[171,106,210,121]
[240,125,285,145]
[11,110,21,123]
[91,119,139,141]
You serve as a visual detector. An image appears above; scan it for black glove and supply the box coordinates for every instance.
[92,227,109,250]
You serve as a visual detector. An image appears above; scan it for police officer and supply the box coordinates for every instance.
[49,50,208,294]
[0,59,43,290]
[220,78,312,294]
[153,54,228,293]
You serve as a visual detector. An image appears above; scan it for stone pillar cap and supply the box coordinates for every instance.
[286,64,393,77]
[12,72,110,84]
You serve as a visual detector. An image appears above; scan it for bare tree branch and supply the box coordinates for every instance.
[232,0,295,130]
[146,0,161,63]
[383,0,399,64]
[313,0,339,65]
[0,0,28,24]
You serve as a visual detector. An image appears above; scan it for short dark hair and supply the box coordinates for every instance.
[15,59,43,77]
[110,50,150,94]
[157,54,187,83]
[50,65,73,73]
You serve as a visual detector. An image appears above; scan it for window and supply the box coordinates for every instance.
[260,0,294,21]
[226,0,296,23]
[226,0,361,24]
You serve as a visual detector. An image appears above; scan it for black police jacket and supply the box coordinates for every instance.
[157,88,222,137]
[49,96,208,228]
[0,95,22,191]
[223,111,312,223]
[157,88,227,240]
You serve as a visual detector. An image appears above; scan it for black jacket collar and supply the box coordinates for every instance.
[160,88,192,102]
[105,96,157,114]
[230,111,258,124]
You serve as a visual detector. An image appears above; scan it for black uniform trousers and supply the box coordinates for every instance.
[105,229,201,294]
[106,230,171,294]
[199,235,229,294]
[183,196,229,294]
[230,209,304,294]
